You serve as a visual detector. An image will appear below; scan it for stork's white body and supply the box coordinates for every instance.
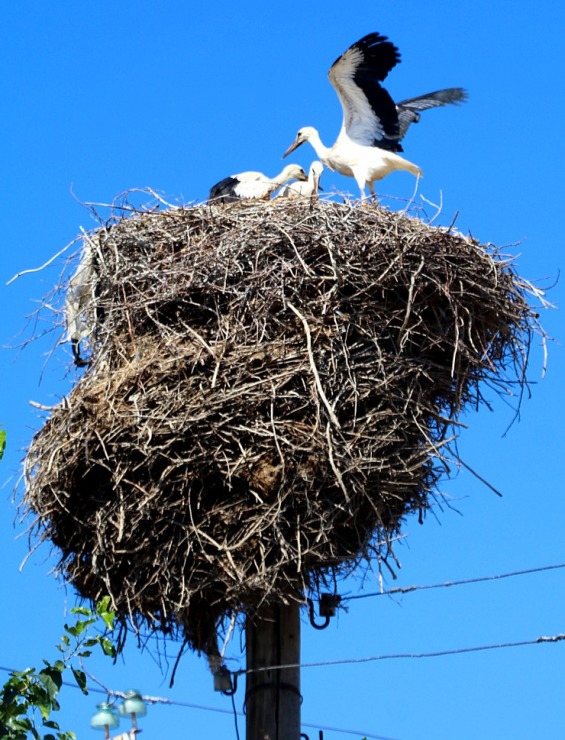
[209,164,308,203]
[298,130,420,198]
[283,33,466,201]
[228,170,296,200]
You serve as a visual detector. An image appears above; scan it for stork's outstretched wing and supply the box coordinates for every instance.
[396,88,468,141]
[329,33,401,151]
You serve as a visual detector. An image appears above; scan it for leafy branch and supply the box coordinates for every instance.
[0,597,116,740]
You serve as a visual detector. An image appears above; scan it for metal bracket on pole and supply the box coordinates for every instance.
[307,594,341,630]
[213,664,238,695]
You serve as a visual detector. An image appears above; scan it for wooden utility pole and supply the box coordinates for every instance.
[246,602,301,740]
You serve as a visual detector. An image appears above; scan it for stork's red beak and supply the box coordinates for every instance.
[282,137,302,159]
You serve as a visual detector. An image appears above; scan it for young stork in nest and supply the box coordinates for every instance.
[283,33,467,202]
[208,164,307,203]
[277,161,324,199]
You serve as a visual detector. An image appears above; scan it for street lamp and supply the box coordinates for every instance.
[90,702,120,740]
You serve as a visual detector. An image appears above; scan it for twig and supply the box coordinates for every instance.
[287,301,341,429]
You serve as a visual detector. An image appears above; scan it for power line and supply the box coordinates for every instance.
[112,687,399,740]
[3,564,563,739]
[3,630,564,737]
[238,632,565,676]
[0,665,393,740]
[343,562,565,602]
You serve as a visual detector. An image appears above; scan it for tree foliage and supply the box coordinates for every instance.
[0,598,116,739]
[0,428,6,460]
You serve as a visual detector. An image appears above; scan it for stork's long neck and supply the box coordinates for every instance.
[306,130,331,164]
[271,171,294,187]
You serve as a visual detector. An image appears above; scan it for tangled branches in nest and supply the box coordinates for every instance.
[24,198,542,654]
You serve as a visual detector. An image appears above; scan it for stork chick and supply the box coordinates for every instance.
[277,161,324,199]
[209,164,307,203]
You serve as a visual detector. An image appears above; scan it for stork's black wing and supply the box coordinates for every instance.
[396,87,468,141]
[329,33,402,151]
[208,176,239,203]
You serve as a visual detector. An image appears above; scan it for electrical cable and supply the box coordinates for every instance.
[239,632,565,676]
[343,562,565,602]
[230,690,240,740]
[0,665,392,739]
[2,563,564,739]
[4,630,564,736]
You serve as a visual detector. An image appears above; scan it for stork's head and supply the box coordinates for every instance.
[282,127,317,158]
[281,164,308,182]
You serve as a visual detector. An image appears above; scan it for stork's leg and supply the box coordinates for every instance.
[353,171,368,203]
[368,181,379,205]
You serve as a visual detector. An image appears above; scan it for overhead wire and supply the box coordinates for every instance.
[2,629,564,738]
[3,629,563,736]
[2,563,563,738]
[238,633,565,676]
[4,630,564,687]
[342,562,565,602]
[0,665,392,740]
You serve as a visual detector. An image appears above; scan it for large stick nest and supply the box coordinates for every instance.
[24,199,540,653]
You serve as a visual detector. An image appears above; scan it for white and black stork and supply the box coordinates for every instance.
[283,33,467,201]
[209,164,308,203]
[277,161,324,199]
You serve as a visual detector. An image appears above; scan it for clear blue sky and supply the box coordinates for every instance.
[2,2,564,739]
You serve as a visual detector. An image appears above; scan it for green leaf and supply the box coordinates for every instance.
[95,596,112,614]
[38,666,63,699]
[36,701,52,721]
[0,429,6,460]
[44,719,61,729]
[70,667,88,696]
[57,635,71,651]
[63,624,77,638]
[28,684,49,706]
[8,716,33,731]
[69,606,92,617]
[95,596,115,631]
[0,597,117,740]
[11,668,36,680]
[98,637,116,658]
[64,619,90,637]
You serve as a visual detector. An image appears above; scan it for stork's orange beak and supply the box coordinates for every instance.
[282,137,302,159]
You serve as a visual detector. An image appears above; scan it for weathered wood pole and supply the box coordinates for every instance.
[246,602,301,740]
